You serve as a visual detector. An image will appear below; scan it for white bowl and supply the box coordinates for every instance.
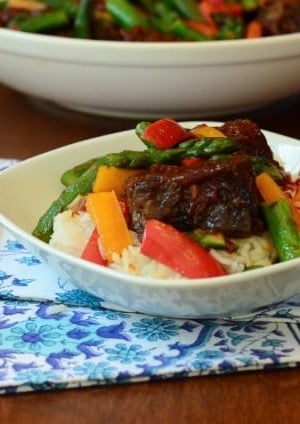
[1,122,300,318]
[0,28,299,118]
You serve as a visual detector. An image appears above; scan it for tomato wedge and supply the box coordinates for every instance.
[140,118,190,149]
[141,219,227,278]
[81,228,108,266]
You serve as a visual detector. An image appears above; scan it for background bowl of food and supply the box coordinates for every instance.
[0,0,299,119]
[1,118,300,318]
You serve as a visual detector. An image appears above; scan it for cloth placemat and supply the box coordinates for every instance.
[1,159,300,395]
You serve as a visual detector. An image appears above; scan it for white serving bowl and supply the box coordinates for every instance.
[1,122,300,318]
[0,28,299,118]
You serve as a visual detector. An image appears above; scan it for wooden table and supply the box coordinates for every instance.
[0,83,300,423]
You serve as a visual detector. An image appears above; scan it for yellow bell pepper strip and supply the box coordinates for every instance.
[85,191,132,262]
[135,118,190,149]
[189,124,226,139]
[141,219,227,278]
[8,0,47,11]
[81,228,108,266]
[93,166,143,197]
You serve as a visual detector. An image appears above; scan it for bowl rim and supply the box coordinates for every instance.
[0,28,299,66]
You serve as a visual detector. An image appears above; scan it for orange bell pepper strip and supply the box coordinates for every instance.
[93,165,142,198]
[246,21,263,38]
[189,124,226,139]
[255,172,286,203]
[86,191,132,262]
[185,19,218,37]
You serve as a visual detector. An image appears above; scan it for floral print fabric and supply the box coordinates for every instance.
[1,160,300,394]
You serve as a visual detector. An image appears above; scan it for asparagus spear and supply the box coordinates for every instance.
[18,10,69,33]
[106,0,148,29]
[262,198,300,261]
[32,149,184,242]
[74,0,91,38]
[60,137,238,186]
[41,0,78,18]
[162,0,202,21]
[60,158,97,186]
[33,139,239,242]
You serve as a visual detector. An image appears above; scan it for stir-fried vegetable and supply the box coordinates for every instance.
[86,190,132,262]
[81,228,108,265]
[256,171,300,229]
[256,171,287,203]
[93,166,142,196]
[262,199,300,262]
[141,219,227,278]
[34,134,239,241]
[136,118,190,149]
[1,0,299,40]
[32,117,300,278]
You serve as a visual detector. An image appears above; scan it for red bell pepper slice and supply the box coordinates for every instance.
[185,19,218,37]
[81,228,108,266]
[180,157,205,167]
[200,0,242,18]
[141,118,190,149]
[141,219,227,279]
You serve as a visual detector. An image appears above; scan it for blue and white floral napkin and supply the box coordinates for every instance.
[1,159,300,395]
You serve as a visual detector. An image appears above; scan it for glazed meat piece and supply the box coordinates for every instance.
[123,155,265,238]
[219,119,273,159]
[257,0,300,35]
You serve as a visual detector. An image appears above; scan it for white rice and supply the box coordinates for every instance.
[49,209,277,279]
[49,209,94,257]
[210,234,277,274]
[110,245,182,279]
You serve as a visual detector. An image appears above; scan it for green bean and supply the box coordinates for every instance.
[169,18,210,41]
[106,0,148,29]
[262,199,300,262]
[18,10,69,33]
[138,1,209,40]
[216,17,243,40]
[161,0,201,20]
[242,0,259,11]
[0,0,7,10]
[74,0,91,38]
[41,0,78,18]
